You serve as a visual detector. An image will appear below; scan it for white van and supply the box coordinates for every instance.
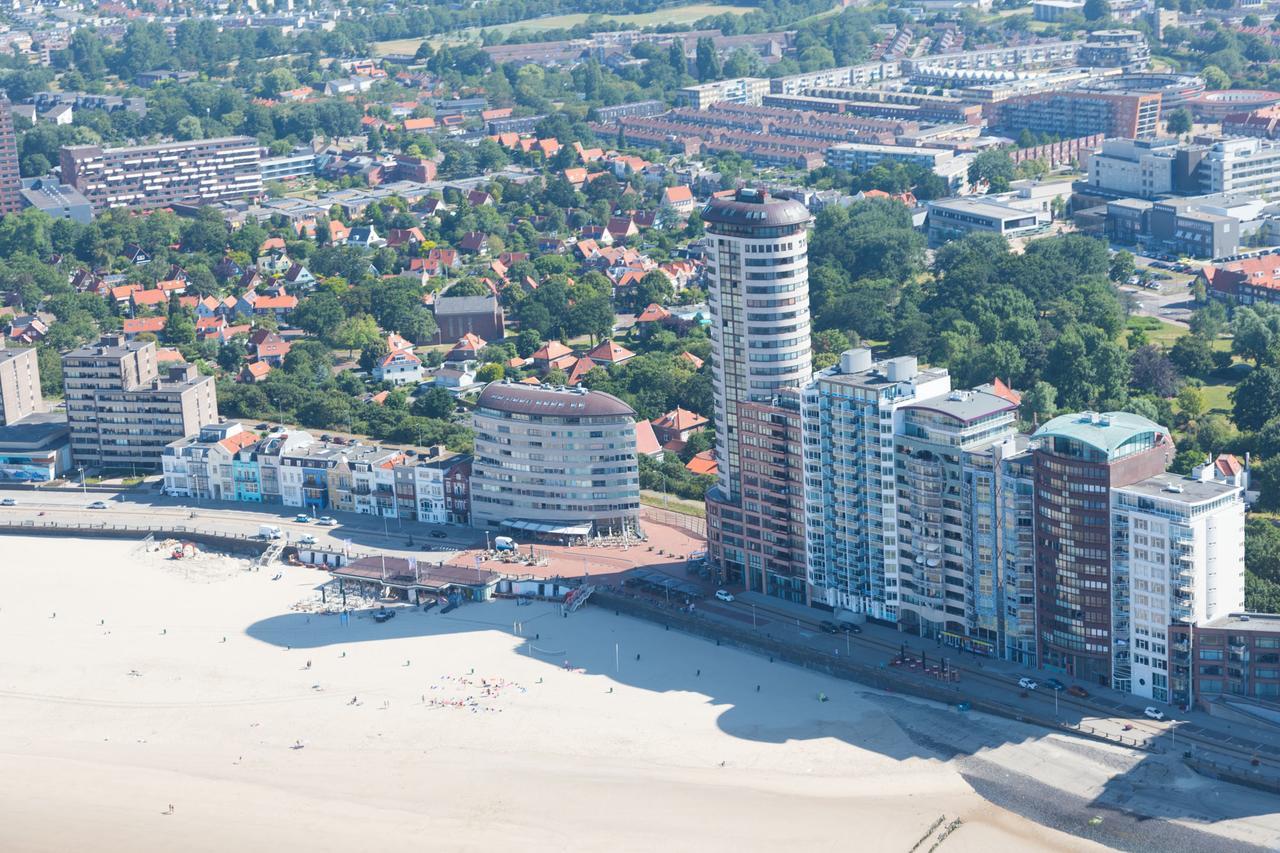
[259,524,283,540]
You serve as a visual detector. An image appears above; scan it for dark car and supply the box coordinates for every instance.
[256,423,270,431]
[1044,678,1065,691]
[1067,685,1090,698]
[373,609,396,623]
[429,530,448,539]
[818,620,840,634]
[840,623,863,634]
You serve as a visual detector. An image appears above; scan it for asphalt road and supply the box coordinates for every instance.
[698,592,1280,773]
[0,485,486,558]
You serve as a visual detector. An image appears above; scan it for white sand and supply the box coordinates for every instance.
[0,536,1112,852]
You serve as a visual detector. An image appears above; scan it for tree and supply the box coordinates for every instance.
[1176,384,1204,422]
[1108,250,1135,283]
[1165,107,1193,135]
[331,314,381,357]
[36,345,62,395]
[969,150,1016,192]
[1232,304,1280,365]
[1129,345,1180,397]
[1232,366,1280,431]
[694,38,721,82]
[476,363,504,383]
[1170,334,1215,379]
[358,338,390,373]
[412,386,455,419]
[1083,0,1110,19]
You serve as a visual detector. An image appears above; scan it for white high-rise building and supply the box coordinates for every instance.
[801,349,951,620]
[1111,471,1246,702]
[703,187,812,501]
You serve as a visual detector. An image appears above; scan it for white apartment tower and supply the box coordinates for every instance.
[1111,470,1246,701]
[703,187,812,501]
[801,349,951,620]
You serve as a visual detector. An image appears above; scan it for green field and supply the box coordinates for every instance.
[374,4,756,54]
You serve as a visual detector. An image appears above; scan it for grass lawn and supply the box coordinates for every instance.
[1199,382,1234,414]
[1126,316,1185,348]
[374,3,754,53]
[640,490,706,518]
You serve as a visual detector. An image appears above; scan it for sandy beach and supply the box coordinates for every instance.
[0,536,1272,852]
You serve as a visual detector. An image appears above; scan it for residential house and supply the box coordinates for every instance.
[531,340,577,372]
[240,360,272,383]
[122,316,167,339]
[457,232,489,255]
[586,339,636,367]
[347,226,387,248]
[662,185,696,219]
[651,407,709,451]
[372,345,423,385]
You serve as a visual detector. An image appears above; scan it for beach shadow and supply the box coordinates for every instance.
[243,599,1280,841]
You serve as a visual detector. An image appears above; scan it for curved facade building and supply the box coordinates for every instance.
[703,188,812,599]
[1031,411,1174,687]
[470,382,640,535]
[703,187,812,501]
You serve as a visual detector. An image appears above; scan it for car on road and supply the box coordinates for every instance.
[1143,706,1165,721]
[430,530,448,539]
[0,497,15,506]
[714,589,734,602]
[1018,677,1038,690]
[839,622,862,634]
[317,516,337,526]
[297,534,317,545]
[1067,685,1089,698]
[818,620,840,634]
[294,513,311,523]
[1044,678,1065,691]
[87,500,108,509]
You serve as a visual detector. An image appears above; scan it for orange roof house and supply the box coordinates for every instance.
[679,351,704,369]
[586,339,635,366]
[636,303,672,324]
[531,340,576,372]
[651,407,709,447]
[685,450,718,476]
[635,419,662,457]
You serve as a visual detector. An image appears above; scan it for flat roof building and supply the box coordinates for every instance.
[60,136,262,211]
[926,196,1049,246]
[0,343,42,426]
[63,336,218,471]
[1112,471,1245,701]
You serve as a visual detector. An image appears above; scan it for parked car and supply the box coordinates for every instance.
[840,622,863,634]
[1044,678,1065,691]
[294,513,311,523]
[87,501,108,509]
[317,516,337,526]
[297,534,317,545]
[0,497,15,506]
[256,423,270,431]
[430,530,448,539]
[819,620,840,634]
[1018,677,1038,690]
[714,589,734,602]
[1143,706,1165,721]
[1067,685,1090,698]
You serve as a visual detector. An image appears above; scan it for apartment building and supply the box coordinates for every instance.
[893,388,1020,652]
[987,90,1161,140]
[0,343,41,425]
[999,441,1038,666]
[1085,137,1180,199]
[677,77,771,109]
[470,382,640,536]
[1170,613,1280,708]
[1030,411,1175,687]
[1199,137,1280,198]
[707,390,808,602]
[1111,471,1245,700]
[0,95,22,215]
[802,349,952,621]
[60,136,263,211]
[63,336,217,471]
